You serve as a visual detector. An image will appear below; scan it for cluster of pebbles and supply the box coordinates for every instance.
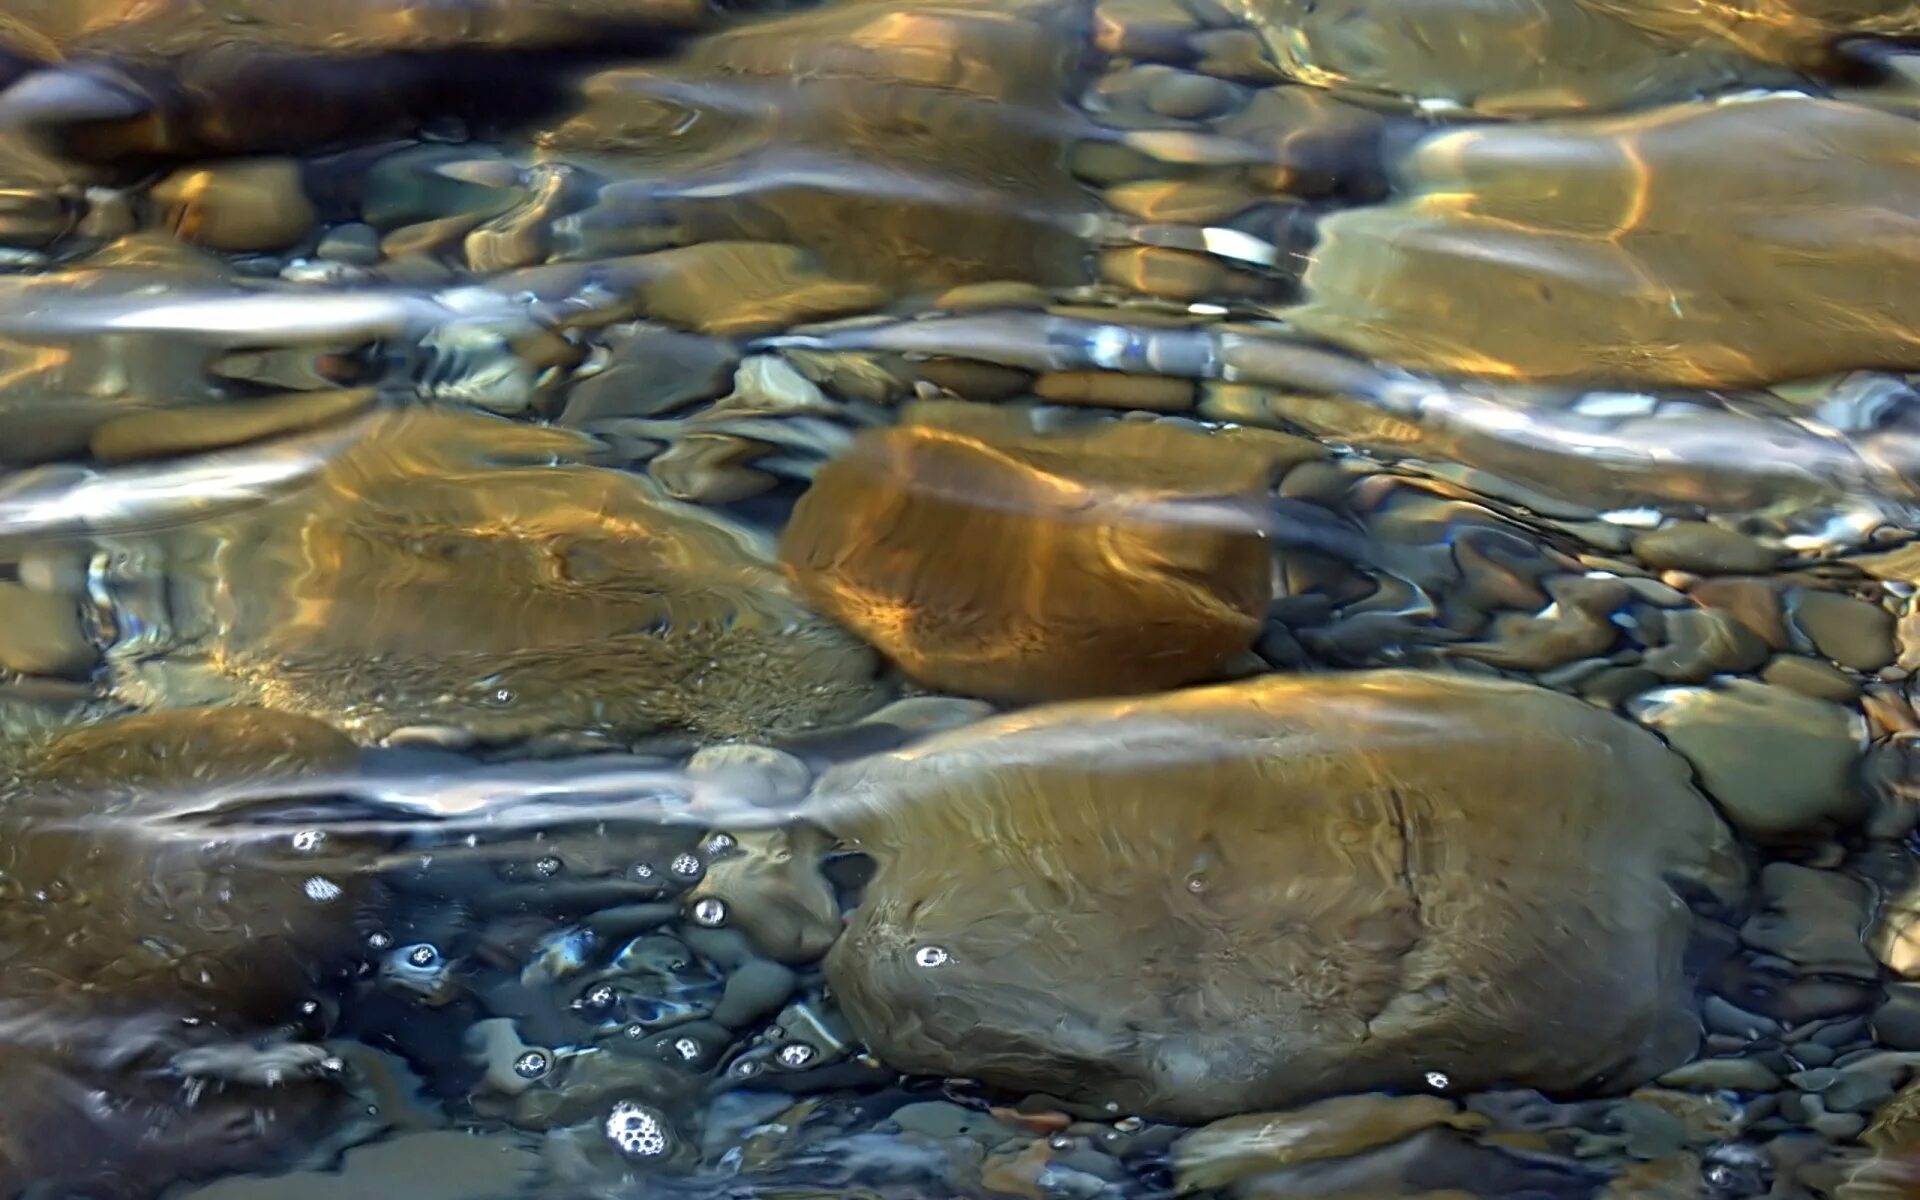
[0,0,1918,1198]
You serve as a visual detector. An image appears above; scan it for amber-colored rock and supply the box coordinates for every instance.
[1291,96,1920,387]
[109,410,885,743]
[780,402,1277,703]
[818,670,1741,1121]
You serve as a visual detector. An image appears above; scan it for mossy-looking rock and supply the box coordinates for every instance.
[818,670,1742,1122]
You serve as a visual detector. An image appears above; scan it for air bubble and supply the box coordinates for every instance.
[914,945,950,968]
[303,876,343,902]
[405,944,440,969]
[1424,1071,1450,1089]
[690,898,727,927]
[366,931,393,951]
[533,855,562,878]
[670,853,702,879]
[705,832,735,856]
[291,829,325,853]
[776,1042,816,1069]
[580,983,617,1012]
[631,862,656,880]
[604,1100,671,1160]
[733,1059,760,1077]
[672,1036,700,1062]
[513,1050,550,1080]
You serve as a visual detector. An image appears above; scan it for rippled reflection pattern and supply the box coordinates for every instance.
[106,410,886,742]
[0,0,1917,1195]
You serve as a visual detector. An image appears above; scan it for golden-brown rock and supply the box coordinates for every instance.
[818,670,1742,1121]
[780,402,1278,703]
[109,410,886,743]
[150,158,315,251]
[1291,96,1920,387]
[0,706,364,1021]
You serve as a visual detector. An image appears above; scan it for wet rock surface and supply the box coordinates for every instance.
[780,402,1280,702]
[816,670,1741,1121]
[0,0,1916,1195]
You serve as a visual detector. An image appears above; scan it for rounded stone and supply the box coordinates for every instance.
[2,707,366,1020]
[818,670,1741,1121]
[1629,680,1866,842]
[1632,523,1781,575]
[1788,589,1897,673]
[780,402,1278,703]
[151,159,316,252]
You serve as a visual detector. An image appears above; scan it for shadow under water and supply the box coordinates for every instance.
[2,0,1920,1198]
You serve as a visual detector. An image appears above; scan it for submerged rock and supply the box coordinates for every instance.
[108,410,886,743]
[1,706,368,1020]
[781,402,1278,703]
[1629,680,1866,841]
[1291,95,1920,388]
[817,670,1742,1121]
[1173,1093,1482,1193]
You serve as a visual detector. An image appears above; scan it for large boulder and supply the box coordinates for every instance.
[817,670,1743,1122]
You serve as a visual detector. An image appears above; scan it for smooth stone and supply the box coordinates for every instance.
[2,707,366,1021]
[1873,985,1920,1050]
[1629,680,1865,841]
[818,670,1742,1122]
[1031,370,1196,411]
[1762,655,1863,704]
[626,243,888,337]
[1291,97,1920,387]
[1172,1094,1478,1193]
[1146,71,1238,119]
[89,389,375,464]
[685,745,811,809]
[560,324,737,424]
[1788,589,1897,673]
[1689,579,1788,650]
[709,958,798,1029]
[314,221,382,265]
[109,410,886,743]
[1642,608,1769,684]
[1740,864,1878,980]
[1656,1058,1781,1093]
[0,581,94,679]
[1240,0,1775,116]
[1632,523,1781,575]
[781,401,1278,704]
[151,159,316,252]
[179,1130,541,1200]
[688,828,838,964]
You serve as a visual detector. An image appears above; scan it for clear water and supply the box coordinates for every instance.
[0,1,1917,1197]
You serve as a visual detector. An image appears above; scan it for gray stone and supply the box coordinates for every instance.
[1740,864,1878,980]
[1629,680,1866,841]
[1657,1058,1782,1092]
[1874,984,1920,1050]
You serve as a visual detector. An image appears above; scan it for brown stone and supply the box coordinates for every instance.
[1292,97,1920,388]
[819,670,1741,1121]
[780,402,1277,703]
[151,159,315,252]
